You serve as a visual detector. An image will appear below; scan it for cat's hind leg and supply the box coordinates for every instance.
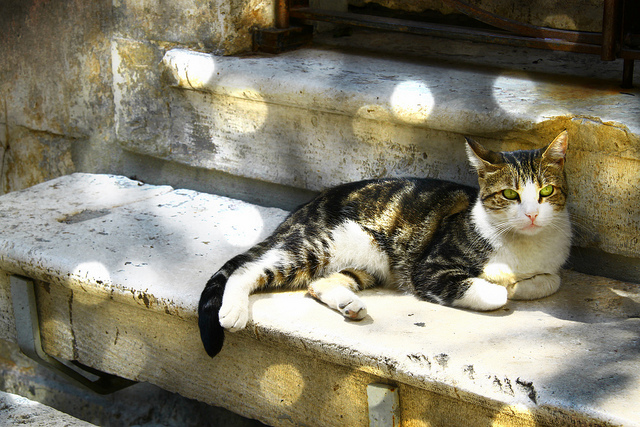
[308,269,376,320]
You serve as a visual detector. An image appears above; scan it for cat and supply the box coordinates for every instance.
[198,131,571,357]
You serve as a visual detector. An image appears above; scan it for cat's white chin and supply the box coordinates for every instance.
[515,223,544,235]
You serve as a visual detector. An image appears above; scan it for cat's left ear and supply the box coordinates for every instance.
[542,130,568,167]
[465,137,503,178]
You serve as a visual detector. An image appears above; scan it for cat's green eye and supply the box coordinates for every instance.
[539,185,554,197]
[502,189,519,200]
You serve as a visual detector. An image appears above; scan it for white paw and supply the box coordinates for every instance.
[338,298,368,320]
[453,278,508,311]
[508,274,560,300]
[219,298,249,332]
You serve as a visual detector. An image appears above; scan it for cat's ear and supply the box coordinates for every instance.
[465,137,503,177]
[542,130,568,167]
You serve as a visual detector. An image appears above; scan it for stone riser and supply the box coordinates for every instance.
[113,39,640,267]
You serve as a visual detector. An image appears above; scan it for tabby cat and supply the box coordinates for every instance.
[198,131,571,357]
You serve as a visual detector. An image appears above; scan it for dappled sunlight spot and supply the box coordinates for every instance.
[68,261,114,307]
[492,72,538,109]
[72,261,112,287]
[163,49,217,90]
[73,260,163,310]
[260,364,304,406]
[164,49,268,138]
[492,73,570,121]
[216,204,266,247]
[390,80,435,124]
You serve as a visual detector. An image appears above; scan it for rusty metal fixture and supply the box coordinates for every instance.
[276,0,290,29]
[253,0,312,54]
[290,7,602,54]
[601,0,621,61]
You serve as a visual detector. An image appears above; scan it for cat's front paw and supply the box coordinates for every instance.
[219,297,250,332]
[453,278,508,311]
[508,273,560,300]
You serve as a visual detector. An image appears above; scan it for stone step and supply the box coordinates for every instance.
[1,173,639,426]
[112,33,640,275]
[0,391,95,426]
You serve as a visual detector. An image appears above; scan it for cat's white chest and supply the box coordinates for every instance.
[481,227,570,285]
[482,239,544,285]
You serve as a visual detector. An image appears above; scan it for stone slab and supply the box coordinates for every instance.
[113,37,640,260]
[0,390,95,426]
[0,174,288,321]
[0,338,265,427]
[160,47,640,137]
[1,174,640,426]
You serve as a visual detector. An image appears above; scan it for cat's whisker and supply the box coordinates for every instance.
[565,212,595,242]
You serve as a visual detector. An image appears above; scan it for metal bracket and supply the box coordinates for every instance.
[367,383,400,427]
[10,275,136,394]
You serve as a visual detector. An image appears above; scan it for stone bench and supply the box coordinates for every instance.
[1,173,639,426]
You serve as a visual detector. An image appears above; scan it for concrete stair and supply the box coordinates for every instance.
[0,390,95,426]
[3,28,640,426]
[113,30,640,281]
[0,338,264,426]
[0,173,639,426]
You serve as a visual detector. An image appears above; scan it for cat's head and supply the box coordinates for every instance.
[465,131,568,236]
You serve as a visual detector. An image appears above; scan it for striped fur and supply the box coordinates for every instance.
[198,132,572,356]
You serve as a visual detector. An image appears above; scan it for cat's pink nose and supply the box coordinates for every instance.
[526,213,538,223]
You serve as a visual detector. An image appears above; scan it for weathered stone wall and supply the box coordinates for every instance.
[0,0,274,195]
[112,0,274,53]
[0,0,115,194]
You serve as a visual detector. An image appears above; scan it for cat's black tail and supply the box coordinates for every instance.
[198,269,228,357]
[199,242,272,357]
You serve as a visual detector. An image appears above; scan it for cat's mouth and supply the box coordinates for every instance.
[518,222,543,235]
